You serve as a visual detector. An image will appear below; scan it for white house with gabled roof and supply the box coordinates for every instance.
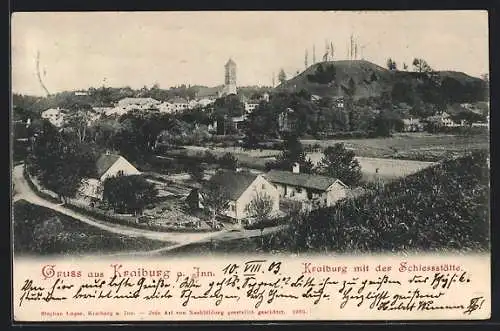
[79,152,141,202]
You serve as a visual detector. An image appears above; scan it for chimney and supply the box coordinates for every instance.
[105,150,111,156]
[292,162,300,174]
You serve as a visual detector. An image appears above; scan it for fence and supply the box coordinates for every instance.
[23,166,216,233]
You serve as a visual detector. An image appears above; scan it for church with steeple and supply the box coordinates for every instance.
[195,58,238,99]
[222,58,237,96]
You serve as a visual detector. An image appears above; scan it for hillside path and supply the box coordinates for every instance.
[12,164,225,244]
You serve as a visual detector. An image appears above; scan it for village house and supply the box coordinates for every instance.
[332,96,345,109]
[196,98,216,108]
[168,97,189,112]
[231,114,248,131]
[196,86,224,100]
[79,152,141,204]
[41,108,67,127]
[244,102,259,113]
[265,164,348,210]
[158,101,175,114]
[402,117,424,132]
[425,112,457,128]
[187,170,280,223]
[116,97,161,112]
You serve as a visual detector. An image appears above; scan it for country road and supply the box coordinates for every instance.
[12,164,287,256]
[12,164,224,245]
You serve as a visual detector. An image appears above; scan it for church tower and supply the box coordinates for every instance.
[224,58,237,95]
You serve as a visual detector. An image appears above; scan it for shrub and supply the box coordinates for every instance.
[270,151,490,253]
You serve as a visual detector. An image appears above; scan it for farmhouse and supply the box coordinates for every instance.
[244,102,260,113]
[265,164,348,210]
[168,97,189,112]
[116,97,161,112]
[425,112,457,127]
[158,101,175,113]
[187,170,280,222]
[41,108,67,127]
[79,152,141,203]
[402,117,424,132]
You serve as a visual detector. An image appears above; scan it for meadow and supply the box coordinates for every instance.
[13,200,169,256]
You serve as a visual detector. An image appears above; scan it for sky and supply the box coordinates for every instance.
[11,11,489,96]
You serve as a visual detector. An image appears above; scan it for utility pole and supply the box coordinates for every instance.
[312,44,316,64]
[350,34,354,60]
[305,49,308,69]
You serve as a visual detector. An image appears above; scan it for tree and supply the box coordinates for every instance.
[30,124,96,203]
[266,133,314,173]
[200,181,230,228]
[102,174,158,215]
[278,69,287,85]
[219,152,238,170]
[187,161,205,182]
[307,64,336,84]
[64,109,92,142]
[386,58,397,71]
[412,58,433,73]
[245,192,275,242]
[369,111,401,137]
[245,192,274,223]
[315,143,362,186]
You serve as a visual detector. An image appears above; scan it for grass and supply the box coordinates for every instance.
[161,236,268,255]
[301,132,489,161]
[13,200,170,256]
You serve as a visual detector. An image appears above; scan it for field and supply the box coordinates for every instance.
[168,133,487,182]
[13,200,170,256]
[301,132,489,161]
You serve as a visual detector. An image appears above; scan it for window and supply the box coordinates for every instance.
[230,205,235,212]
[261,183,266,190]
[296,187,302,193]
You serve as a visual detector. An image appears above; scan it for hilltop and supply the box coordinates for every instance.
[278,60,487,103]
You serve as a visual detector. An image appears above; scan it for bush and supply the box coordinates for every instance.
[244,217,285,230]
[269,151,490,253]
[219,152,238,170]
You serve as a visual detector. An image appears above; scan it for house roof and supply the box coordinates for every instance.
[207,171,258,200]
[169,97,188,104]
[402,118,421,125]
[118,97,160,106]
[196,86,224,98]
[225,58,236,67]
[265,170,344,191]
[95,154,121,178]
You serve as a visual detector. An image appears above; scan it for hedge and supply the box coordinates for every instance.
[22,165,61,204]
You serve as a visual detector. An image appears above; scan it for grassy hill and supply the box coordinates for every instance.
[278,60,487,102]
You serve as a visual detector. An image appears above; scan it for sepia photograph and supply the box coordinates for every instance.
[11,11,490,259]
